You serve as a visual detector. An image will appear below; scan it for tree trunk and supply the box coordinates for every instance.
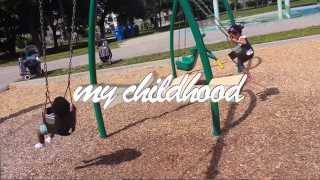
[8,41,16,55]
[153,15,159,30]
[159,0,162,28]
[30,29,42,54]
[51,25,58,48]
[26,14,42,53]
[4,25,17,55]
[7,35,16,55]
[99,12,107,39]
[159,13,162,28]
[48,13,58,49]
[57,0,67,41]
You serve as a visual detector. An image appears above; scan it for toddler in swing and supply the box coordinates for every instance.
[35,97,76,149]
[227,24,254,73]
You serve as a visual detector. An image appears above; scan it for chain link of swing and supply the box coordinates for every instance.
[38,0,51,110]
[190,0,231,37]
[177,6,187,54]
[190,0,236,53]
[176,0,212,59]
[64,0,77,105]
[38,0,77,108]
[191,0,212,18]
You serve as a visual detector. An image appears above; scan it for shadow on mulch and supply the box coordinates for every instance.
[74,104,192,170]
[206,89,258,179]
[75,148,142,170]
[0,103,42,124]
[248,56,263,70]
[107,103,192,138]
[257,87,280,101]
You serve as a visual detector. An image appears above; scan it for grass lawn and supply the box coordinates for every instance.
[0,42,119,67]
[47,25,320,77]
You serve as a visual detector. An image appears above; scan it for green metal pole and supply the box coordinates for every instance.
[178,0,221,136]
[88,0,107,138]
[222,0,236,25]
[169,0,178,78]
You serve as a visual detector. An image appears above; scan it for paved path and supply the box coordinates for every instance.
[1,12,320,90]
[11,34,320,88]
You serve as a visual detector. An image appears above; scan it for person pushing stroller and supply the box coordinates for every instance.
[18,44,43,80]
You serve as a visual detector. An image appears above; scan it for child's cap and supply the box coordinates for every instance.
[228,24,244,34]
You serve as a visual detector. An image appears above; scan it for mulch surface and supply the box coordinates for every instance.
[1,39,320,179]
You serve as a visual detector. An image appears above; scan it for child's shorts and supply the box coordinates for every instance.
[229,45,254,62]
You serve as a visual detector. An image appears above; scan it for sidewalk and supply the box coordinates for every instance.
[9,34,320,88]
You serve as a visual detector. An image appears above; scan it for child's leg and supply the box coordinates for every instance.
[38,131,45,144]
[237,58,245,73]
[35,130,45,149]
[35,124,49,149]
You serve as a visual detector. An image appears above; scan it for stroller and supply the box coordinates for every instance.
[18,45,43,80]
[98,40,112,64]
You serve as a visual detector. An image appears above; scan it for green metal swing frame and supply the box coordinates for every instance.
[87,0,235,138]
[172,0,235,73]
[169,0,235,136]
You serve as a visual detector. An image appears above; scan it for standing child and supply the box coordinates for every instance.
[227,24,254,73]
[98,40,113,64]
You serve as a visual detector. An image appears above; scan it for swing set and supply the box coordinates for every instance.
[37,0,77,140]
[34,0,247,139]
[85,0,247,138]
[169,0,246,136]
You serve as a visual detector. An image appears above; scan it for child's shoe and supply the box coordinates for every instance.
[35,143,44,149]
[45,136,52,143]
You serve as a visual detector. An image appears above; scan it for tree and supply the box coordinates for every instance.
[97,0,107,39]
[0,0,163,57]
[106,0,146,25]
[0,0,20,54]
[232,0,238,14]
[19,0,42,51]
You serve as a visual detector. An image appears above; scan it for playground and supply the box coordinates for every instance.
[1,35,320,178]
[1,0,320,179]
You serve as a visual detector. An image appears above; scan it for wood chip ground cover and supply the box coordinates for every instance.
[0,39,320,179]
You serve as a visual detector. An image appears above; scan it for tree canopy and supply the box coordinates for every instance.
[0,0,215,55]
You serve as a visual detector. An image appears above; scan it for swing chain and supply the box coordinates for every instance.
[38,0,51,109]
[178,21,181,51]
[191,0,228,36]
[64,0,77,104]
[190,0,211,19]
[191,0,235,53]
[184,16,187,49]
[39,0,77,110]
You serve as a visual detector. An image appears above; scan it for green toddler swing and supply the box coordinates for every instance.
[175,47,199,71]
